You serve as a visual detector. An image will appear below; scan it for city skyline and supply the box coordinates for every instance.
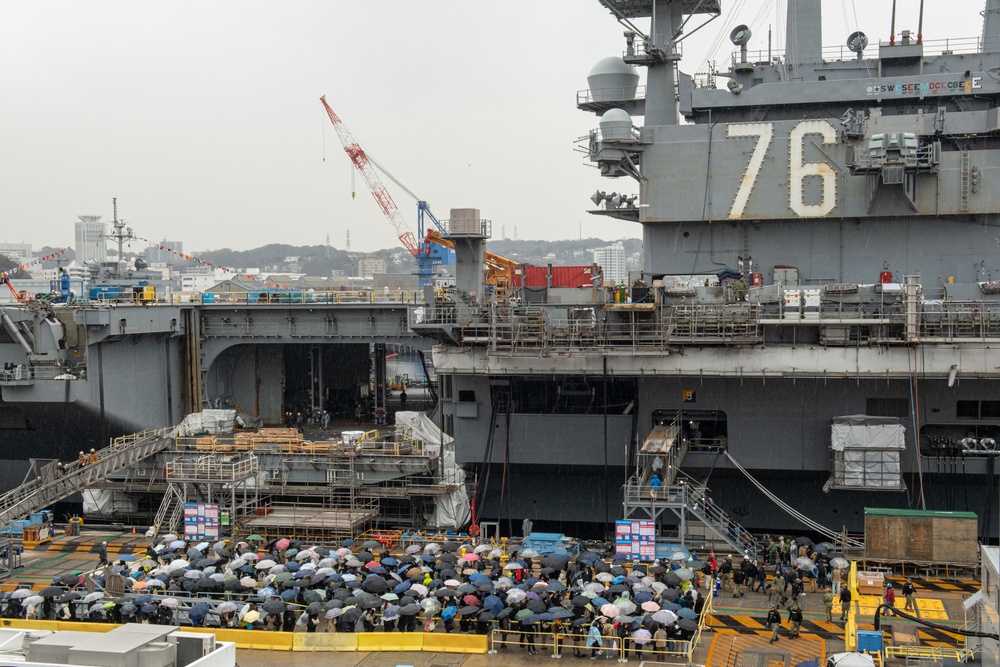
[0,1,980,253]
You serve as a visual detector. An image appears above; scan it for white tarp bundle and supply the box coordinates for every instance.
[82,489,138,517]
[827,415,905,490]
[177,409,237,437]
[395,411,471,529]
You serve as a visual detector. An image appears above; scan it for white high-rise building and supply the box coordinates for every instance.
[0,243,32,263]
[75,215,106,265]
[593,240,626,283]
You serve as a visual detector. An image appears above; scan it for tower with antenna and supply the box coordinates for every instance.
[107,197,134,278]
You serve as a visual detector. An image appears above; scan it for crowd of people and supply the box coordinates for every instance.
[2,535,710,658]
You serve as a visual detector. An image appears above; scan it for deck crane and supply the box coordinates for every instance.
[320,96,452,289]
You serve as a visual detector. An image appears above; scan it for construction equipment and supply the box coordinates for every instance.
[319,96,453,289]
[1,278,29,304]
[425,229,519,295]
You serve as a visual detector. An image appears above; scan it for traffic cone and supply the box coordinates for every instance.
[132,526,136,535]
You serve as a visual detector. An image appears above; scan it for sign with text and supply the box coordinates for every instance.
[615,519,656,561]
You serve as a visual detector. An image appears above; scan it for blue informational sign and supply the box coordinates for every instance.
[614,519,656,561]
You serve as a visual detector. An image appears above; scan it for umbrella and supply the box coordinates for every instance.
[830,557,850,569]
[677,608,697,619]
[263,601,287,614]
[275,538,290,552]
[463,553,480,562]
[520,549,539,558]
[246,535,264,542]
[399,604,421,616]
[503,562,523,570]
[362,577,388,594]
[161,598,179,608]
[255,559,277,570]
[23,595,44,607]
[56,574,79,586]
[188,602,211,623]
[663,572,682,586]
[812,544,830,554]
[678,618,698,631]
[795,536,814,547]
[641,601,660,612]
[600,603,619,618]
[633,628,652,643]
[9,589,31,599]
[596,573,614,583]
[675,568,695,581]
[39,586,64,598]
[216,601,238,613]
[243,610,260,624]
[651,609,677,625]
[796,557,816,569]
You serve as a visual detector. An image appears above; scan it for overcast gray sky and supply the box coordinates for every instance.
[0,1,979,255]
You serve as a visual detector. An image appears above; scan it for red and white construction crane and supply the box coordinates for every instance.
[320,96,449,288]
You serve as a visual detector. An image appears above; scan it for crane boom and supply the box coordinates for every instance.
[320,96,421,257]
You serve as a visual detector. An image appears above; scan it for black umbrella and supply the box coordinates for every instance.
[458,605,479,616]
[57,574,79,586]
[571,594,590,607]
[263,601,286,614]
[610,566,626,576]
[441,542,460,552]
[795,536,814,547]
[649,565,666,574]
[608,584,629,594]
[59,592,81,603]
[664,572,682,586]
[306,601,323,615]
[527,599,547,613]
[39,586,64,598]
[540,556,564,570]
[439,552,457,564]
[678,618,698,631]
[435,589,455,599]
[593,561,611,573]
[197,579,221,591]
[399,604,421,616]
[325,600,344,610]
[456,583,476,595]
[479,611,495,622]
[341,608,362,624]
[188,602,211,622]
[356,551,374,562]
[362,577,388,594]
[362,599,382,610]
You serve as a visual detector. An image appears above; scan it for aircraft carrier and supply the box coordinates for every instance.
[3,0,1000,543]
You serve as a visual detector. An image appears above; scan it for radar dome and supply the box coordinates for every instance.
[587,57,639,103]
[599,108,634,141]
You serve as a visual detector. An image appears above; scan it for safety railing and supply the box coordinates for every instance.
[488,628,701,662]
[883,644,975,662]
[164,454,258,481]
[174,434,429,458]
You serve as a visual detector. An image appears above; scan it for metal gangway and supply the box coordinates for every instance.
[0,429,175,525]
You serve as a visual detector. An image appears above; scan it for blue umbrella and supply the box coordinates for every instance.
[286,562,300,572]
[520,614,542,625]
[469,572,488,581]
[593,597,609,608]
[381,557,398,567]
[677,608,696,619]
[546,580,567,592]
[526,577,541,586]
[134,594,153,605]
[483,595,504,614]
[280,589,297,601]
[188,602,210,622]
[394,580,412,595]
[118,554,137,562]
[369,566,387,575]
[635,591,653,604]
[294,570,311,579]
[258,587,277,598]
[440,605,457,621]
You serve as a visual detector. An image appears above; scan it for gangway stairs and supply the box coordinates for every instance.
[0,428,174,525]
[623,473,757,557]
[148,483,185,537]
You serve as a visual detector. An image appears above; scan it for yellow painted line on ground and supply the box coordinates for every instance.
[730,615,766,629]
[919,611,949,620]
[813,621,843,634]
[916,599,945,611]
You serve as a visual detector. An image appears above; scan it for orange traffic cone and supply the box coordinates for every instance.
[132,526,136,535]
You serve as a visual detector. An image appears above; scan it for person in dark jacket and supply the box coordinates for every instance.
[788,605,803,638]
[767,606,782,643]
[839,586,852,621]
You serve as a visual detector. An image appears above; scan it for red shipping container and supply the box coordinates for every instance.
[519,265,596,288]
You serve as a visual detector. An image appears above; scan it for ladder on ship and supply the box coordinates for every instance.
[149,483,186,537]
[0,429,175,525]
[624,470,757,556]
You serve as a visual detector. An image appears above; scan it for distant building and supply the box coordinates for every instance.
[0,243,32,263]
[593,241,626,283]
[75,215,106,265]
[357,257,387,277]
[143,240,184,265]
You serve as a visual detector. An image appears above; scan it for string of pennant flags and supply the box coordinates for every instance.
[135,237,290,289]
[0,247,71,280]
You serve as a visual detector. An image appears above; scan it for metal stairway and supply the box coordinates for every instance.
[623,473,757,557]
[149,483,185,536]
[0,429,174,525]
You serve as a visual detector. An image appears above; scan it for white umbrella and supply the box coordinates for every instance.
[162,534,178,542]
[83,592,104,603]
[651,609,677,625]
[596,573,614,583]
[255,559,277,570]
[795,557,815,569]
[10,589,32,599]
[195,542,210,552]
[405,545,421,554]
[614,598,637,615]
[675,568,695,581]
[240,577,258,588]
[424,543,440,554]
[242,552,259,561]
[503,562,524,570]
[160,598,179,608]
[830,557,849,569]
[506,589,526,604]
[473,544,490,554]
[520,549,540,558]
[488,549,503,559]
[23,595,44,607]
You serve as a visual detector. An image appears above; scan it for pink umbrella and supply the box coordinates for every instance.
[600,603,620,618]
[366,561,380,568]
[463,553,480,562]
[462,594,480,606]
[275,538,290,551]
[640,601,660,612]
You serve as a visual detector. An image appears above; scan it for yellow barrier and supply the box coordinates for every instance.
[845,561,859,651]
[357,632,424,652]
[292,633,358,651]
[0,619,487,653]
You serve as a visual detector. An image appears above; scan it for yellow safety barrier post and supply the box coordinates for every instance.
[845,560,859,651]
